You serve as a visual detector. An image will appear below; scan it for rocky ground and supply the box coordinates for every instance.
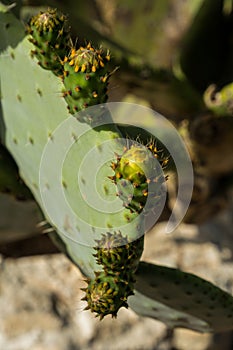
[0,196,233,350]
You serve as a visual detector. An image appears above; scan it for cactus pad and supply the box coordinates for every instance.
[129,262,233,332]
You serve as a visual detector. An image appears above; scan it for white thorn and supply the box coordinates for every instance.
[36,220,48,228]
[42,227,55,234]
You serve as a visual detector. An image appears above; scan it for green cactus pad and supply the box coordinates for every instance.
[62,43,111,119]
[82,271,134,320]
[27,8,70,75]
[111,144,166,213]
[94,231,144,274]
[3,6,233,333]
[129,262,233,332]
[0,6,144,278]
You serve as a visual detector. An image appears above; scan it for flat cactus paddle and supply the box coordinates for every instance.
[129,262,233,333]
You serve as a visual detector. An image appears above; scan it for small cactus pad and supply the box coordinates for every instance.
[94,231,144,273]
[62,43,111,119]
[111,144,166,213]
[27,8,70,75]
[82,271,134,320]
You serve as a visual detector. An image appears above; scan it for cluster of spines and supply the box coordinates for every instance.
[27,8,70,75]
[110,143,168,214]
[82,231,144,320]
[61,43,111,121]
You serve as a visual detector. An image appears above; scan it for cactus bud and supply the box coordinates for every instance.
[27,8,70,75]
[82,272,133,320]
[111,144,166,213]
[62,43,111,121]
[94,231,144,274]
[82,231,143,319]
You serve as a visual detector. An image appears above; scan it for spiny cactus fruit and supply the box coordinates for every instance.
[27,8,70,75]
[110,143,166,213]
[62,43,111,119]
[94,231,144,273]
[82,271,134,320]
[82,231,143,319]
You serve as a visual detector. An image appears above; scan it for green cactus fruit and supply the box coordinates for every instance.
[62,43,111,120]
[27,8,70,75]
[110,144,166,213]
[94,231,144,274]
[82,271,134,320]
[83,231,144,319]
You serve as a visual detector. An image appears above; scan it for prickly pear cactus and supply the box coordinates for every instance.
[0,2,147,310]
[1,3,233,333]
